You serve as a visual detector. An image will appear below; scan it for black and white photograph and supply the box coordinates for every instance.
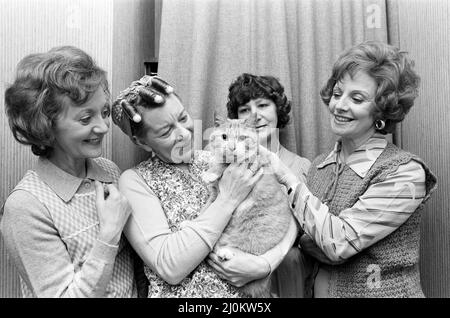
[0,0,448,304]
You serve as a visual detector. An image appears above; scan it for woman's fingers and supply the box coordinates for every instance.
[218,158,262,207]
[206,258,222,272]
[227,161,247,178]
[94,181,105,204]
[247,158,260,174]
[257,144,276,163]
[207,255,228,280]
[208,251,220,263]
[105,183,120,199]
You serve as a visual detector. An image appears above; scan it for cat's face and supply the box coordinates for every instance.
[209,117,258,163]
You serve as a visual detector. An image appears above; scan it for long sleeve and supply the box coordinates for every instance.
[119,169,235,285]
[0,190,118,298]
[290,160,426,263]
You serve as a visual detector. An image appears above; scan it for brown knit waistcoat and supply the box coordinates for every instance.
[306,142,437,298]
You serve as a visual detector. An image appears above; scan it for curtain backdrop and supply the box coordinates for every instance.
[158,0,391,161]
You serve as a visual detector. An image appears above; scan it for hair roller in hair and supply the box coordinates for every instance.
[138,88,165,104]
[121,99,142,123]
[151,77,174,94]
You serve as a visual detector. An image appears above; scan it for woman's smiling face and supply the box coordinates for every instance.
[329,71,378,144]
[52,86,110,160]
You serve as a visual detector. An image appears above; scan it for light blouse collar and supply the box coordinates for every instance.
[317,133,388,178]
[34,157,114,202]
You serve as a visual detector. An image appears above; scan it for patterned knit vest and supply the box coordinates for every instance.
[134,151,243,297]
[306,143,437,298]
[13,157,136,298]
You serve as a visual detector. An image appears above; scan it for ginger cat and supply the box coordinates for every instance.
[202,114,292,298]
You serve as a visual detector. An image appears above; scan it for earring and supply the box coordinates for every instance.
[375,119,386,130]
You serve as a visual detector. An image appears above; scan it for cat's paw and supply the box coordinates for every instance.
[202,171,220,183]
[215,247,235,261]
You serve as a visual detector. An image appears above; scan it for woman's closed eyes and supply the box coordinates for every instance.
[332,88,370,104]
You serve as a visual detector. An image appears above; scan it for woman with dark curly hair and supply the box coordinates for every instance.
[260,41,437,297]
[208,73,311,297]
[226,73,310,183]
[0,46,137,297]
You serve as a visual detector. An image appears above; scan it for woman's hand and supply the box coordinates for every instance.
[258,145,300,188]
[95,181,132,246]
[207,247,270,287]
[217,160,264,210]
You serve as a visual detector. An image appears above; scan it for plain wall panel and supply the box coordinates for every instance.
[0,0,155,297]
[111,0,155,171]
[397,0,450,297]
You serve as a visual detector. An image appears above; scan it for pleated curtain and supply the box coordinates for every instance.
[157,0,392,161]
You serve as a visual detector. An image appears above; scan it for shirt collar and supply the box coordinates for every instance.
[317,133,388,177]
[34,157,114,202]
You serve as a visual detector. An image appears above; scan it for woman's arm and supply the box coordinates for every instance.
[120,166,260,285]
[289,160,426,264]
[260,215,298,272]
[0,190,118,297]
[207,215,298,287]
[258,154,310,271]
[207,151,310,286]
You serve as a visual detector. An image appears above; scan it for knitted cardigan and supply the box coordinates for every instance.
[306,142,437,298]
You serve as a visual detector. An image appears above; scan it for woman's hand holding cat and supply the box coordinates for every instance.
[258,145,300,189]
[217,160,263,211]
[207,247,270,287]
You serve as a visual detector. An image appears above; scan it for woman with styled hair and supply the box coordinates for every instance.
[112,75,301,297]
[208,73,311,298]
[1,46,137,297]
[261,41,437,297]
[227,73,292,131]
[225,73,310,180]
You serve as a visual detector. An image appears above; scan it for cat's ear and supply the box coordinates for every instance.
[244,111,258,128]
[214,111,226,127]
